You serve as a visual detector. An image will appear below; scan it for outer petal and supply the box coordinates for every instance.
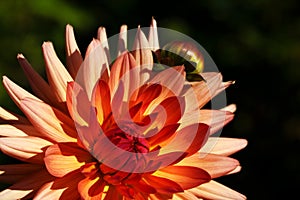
[0,106,29,124]
[42,42,73,102]
[189,180,246,200]
[0,136,53,164]
[0,164,43,184]
[148,17,160,51]
[176,153,240,178]
[44,143,93,178]
[132,27,153,84]
[19,98,77,143]
[0,169,54,200]
[33,171,83,200]
[0,124,40,137]
[118,25,127,56]
[201,137,248,156]
[97,26,111,63]
[17,54,60,109]
[66,24,83,78]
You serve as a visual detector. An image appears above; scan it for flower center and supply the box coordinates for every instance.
[106,123,149,153]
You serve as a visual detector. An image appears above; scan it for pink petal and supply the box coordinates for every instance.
[198,109,235,135]
[34,171,83,200]
[65,24,83,78]
[201,137,248,156]
[44,143,93,178]
[17,54,61,109]
[118,25,127,56]
[0,136,53,164]
[2,76,41,108]
[132,27,153,84]
[176,153,240,178]
[78,39,110,99]
[97,26,111,63]
[0,106,29,124]
[0,169,54,200]
[189,180,246,200]
[148,17,160,51]
[0,124,40,137]
[42,42,73,102]
[20,98,77,143]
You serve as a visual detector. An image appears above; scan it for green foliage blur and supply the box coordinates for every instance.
[0,0,299,199]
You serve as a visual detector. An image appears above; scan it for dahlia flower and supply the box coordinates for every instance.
[0,18,247,199]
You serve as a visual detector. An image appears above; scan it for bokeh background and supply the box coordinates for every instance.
[0,0,299,199]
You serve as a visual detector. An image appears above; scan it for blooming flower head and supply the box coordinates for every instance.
[0,18,247,199]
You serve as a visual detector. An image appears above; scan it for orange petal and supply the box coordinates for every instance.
[148,123,180,147]
[0,136,53,164]
[132,27,153,84]
[34,171,83,200]
[0,164,42,184]
[103,186,123,200]
[42,42,73,102]
[20,98,77,143]
[201,137,248,156]
[176,153,240,178]
[0,124,40,137]
[44,143,93,178]
[0,169,54,200]
[66,24,83,79]
[92,80,111,125]
[78,175,106,200]
[189,180,246,200]
[17,54,60,108]
[154,166,210,190]
[148,17,160,51]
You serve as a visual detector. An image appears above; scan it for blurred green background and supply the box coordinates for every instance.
[0,0,299,199]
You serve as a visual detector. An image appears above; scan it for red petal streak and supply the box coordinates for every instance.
[44,143,93,178]
[92,80,111,125]
[154,166,211,190]
[143,174,184,194]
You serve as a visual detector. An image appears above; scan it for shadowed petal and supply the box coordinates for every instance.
[143,174,184,194]
[44,143,93,177]
[34,171,83,200]
[78,176,106,200]
[189,180,246,200]
[0,164,43,184]
[42,42,73,102]
[98,26,111,63]
[20,98,77,143]
[154,166,211,190]
[0,169,54,200]
[0,124,40,137]
[118,25,127,56]
[0,106,29,124]
[17,54,60,108]
[66,24,83,79]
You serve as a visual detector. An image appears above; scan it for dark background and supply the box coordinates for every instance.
[0,0,299,199]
